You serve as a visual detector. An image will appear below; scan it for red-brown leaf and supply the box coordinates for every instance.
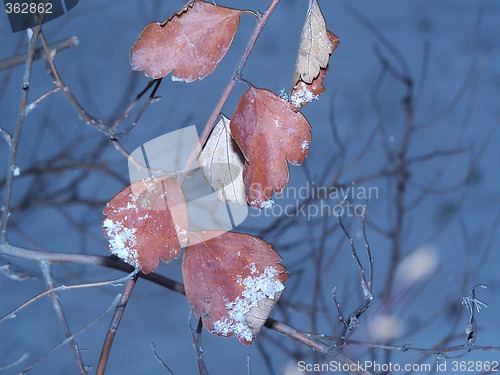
[230,86,311,208]
[290,65,329,111]
[130,1,242,81]
[103,177,188,274]
[182,231,288,345]
[327,31,340,56]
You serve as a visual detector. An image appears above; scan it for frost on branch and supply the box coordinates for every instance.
[129,0,242,81]
[182,231,288,345]
[231,86,311,207]
[103,177,188,274]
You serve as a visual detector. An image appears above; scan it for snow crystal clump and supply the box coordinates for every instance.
[290,82,319,108]
[212,266,285,342]
[250,199,274,209]
[260,200,275,209]
[279,87,289,101]
[12,166,20,177]
[103,218,139,268]
[245,262,258,275]
[143,178,156,193]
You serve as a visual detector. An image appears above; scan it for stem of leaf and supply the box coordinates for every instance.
[179,0,281,184]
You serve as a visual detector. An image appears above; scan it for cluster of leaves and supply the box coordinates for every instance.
[103,0,338,344]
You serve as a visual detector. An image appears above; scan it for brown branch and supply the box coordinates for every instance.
[19,293,121,374]
[190,316,209,375]
[265,318,373,375]
[38,31,108,133]
[96,275,138,375]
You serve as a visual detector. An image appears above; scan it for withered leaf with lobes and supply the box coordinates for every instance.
[102,177,189,274]
[130,0,242,82]
[292,0,337,85]
[231,86,311,208]
[290,32,339,111]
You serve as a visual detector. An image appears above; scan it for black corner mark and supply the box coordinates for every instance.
[4,0,79,33]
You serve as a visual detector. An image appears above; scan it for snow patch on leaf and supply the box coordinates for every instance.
[250,199,275,209]
[290,82,319,108]
[102,218,139,268]
[301,140,310,152]
[102,176,188,273]
[212,266,285,342]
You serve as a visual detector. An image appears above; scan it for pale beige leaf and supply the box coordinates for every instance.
[199,115,247,206]
[292,0,335,84]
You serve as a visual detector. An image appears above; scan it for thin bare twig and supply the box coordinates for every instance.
[151,342,174,374]
[40,261,87,375]
[338,211,372,300]
[96,274,138,375]
[189,315,209,375]
[0,352,29,372]
[19,293,122,374]
[25,87,60,115]
[38,31,108,132]
[0,268,137,324]
[0,36,79,71]
[0,24,44,242]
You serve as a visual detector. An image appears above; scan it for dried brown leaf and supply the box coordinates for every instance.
[290,32,338,111]
[130,1,242,81]
[292,0,337,84]
[231,86,311,208]
[102,177,188,274]
[182,231,288,344]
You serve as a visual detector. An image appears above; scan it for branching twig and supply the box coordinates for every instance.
[0,267,137,324]
[264,318,373,375]
[19,293,122,374]
[40,261,87,375]
[338,210,373,300]
[0,24,43,242]
[462,284,488,350]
